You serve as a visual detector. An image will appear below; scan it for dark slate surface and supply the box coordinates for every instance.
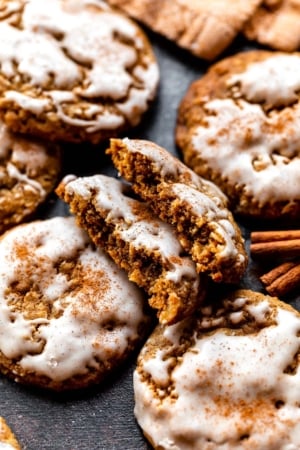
[1,30,299,450]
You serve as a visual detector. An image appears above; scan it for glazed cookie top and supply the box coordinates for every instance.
[0,216,150,390]
[0,0,159,143]
[59,174,201,311]
[0,121,61,234]
[176,51,300,219]
[134,289,300,449]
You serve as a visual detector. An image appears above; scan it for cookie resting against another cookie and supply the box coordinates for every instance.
[176,50,300,220]
[107,138,247,284]
[0,216,151,391]
[0,0,159,144]
[56,174,206,325]
[106,0,263,60]
[0,417,21,450]
[244,0,300,52]
[0,121,61,235]
[134,289,300,450]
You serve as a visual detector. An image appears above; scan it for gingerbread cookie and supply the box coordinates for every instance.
[0,121,61,235]
[106,0,262,60]
[0,0,159,144]
[0,216,151,391]
[107,138,247,284]
[56,174,206,325]
[134,289,300,449]
[0,418,21,450]
[244,0,300,52]
[176,50,300,220]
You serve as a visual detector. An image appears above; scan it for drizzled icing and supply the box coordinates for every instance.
[134,293,300,449]
[0,0,159,131]
[0,122,55,198]
[192,98,300,203]
[121,137,227,204]
[0,216,148,382]
[228,54,300,107]
[62,174,199,290]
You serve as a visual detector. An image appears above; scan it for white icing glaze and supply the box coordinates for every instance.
[62,175,200,294]
[0,0,159,132]
[0,216,148,382]
[134,296,300,449]
[169,183,240,260]
[192,98,300,203]
[121,137,227,204]
[0,122,53,198]
[0,444,16,450]
[228,55,300,107]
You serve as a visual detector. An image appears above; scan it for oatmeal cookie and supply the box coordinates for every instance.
[107,138,247,284]
[56,174,206,325]
[106,0,263,60]
[134,289,300,450]
[0,216,151,391]
[0,121,61,234]
[0,418,21,450]
[0,0,159,144]
[176,50,300,220]
[244,0,300,52]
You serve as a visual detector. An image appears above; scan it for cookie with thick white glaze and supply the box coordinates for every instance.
[0,121,61,234]
[0,216,151,391]
[107,138,247,284]
[0,0,159,144]
[106,0,263,60]
[0,418,21,450]
[134,289,300,450]
[176,50,300,220]
[56,174,206,325]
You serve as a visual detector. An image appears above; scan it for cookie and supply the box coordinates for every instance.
[106,0,263,60]
[244,0,300,52]
[0,418,21,450]
[0,121,61,234]
[107,138,247,284]
[134,289,300,450]
[0,216,151,391]
[176,50,300,220]
[56,174,206,325]
[0,0,159,144]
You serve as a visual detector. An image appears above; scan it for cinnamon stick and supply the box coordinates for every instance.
[251,230,300,244]
[260,262,300,297]
[250,239,300,259]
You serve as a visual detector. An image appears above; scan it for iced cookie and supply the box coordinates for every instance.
[107,138,247,284]
[106,0,263,60]
[0,216,151,391]
[56,174,206,325]
[176,50,300,220]
[134,289,300,450]
[244,0,300,52]
[0,122,61,234]
[0,0,159,144]
[0,418,21,450]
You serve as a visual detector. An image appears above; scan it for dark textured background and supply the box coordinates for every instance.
[1,29,299,450]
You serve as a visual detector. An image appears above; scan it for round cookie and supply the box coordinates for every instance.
[176,50,300,220]
[0,216,151,391]
[0,418,21,450]
[0,0,159,144]
[134,289,300,449]
[0,121,61,235]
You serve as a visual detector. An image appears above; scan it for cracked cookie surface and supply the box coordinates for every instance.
[134,289,300,450]
[0,0,159,144]
[176,50,300,220]
[0,216,151,391]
